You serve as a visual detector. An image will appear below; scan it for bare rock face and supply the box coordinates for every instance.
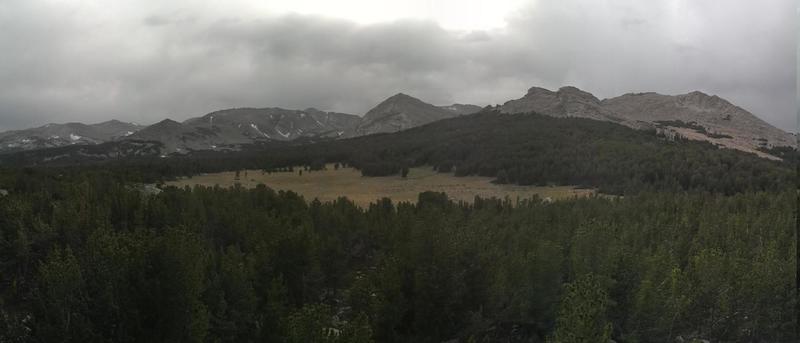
[355,93,462,136]
[500,86,564,117]
[602,91,796,156]
[500,86,795,158]
[500,86,626,123]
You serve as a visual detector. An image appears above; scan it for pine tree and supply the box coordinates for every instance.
[550,273,613,343]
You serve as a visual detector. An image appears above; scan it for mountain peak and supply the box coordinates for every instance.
[677,90,732,110]
[368,93,429,111]
[92,119,141,128]
[686,90,710,97]
[157,118,180,125]
[502,85,606,119]
[147,119,183,130]
[357,93,458,135]
[558,85,586,93]
[525,86,555,95]
[680,90,728,103]
[385,92,418,102]
[523,86,599,101]
[557,86,600,102]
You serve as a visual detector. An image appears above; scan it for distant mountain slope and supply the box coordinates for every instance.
[125,119,197,153]
[0,139,162,165]
[499,86,622,122]
[2,86,790,160]
[354,93,462,136]
[4,110,790,196]
[499,86,795,158]
[310,111,795,195]
[439,103,482,115]
[601,91,796,155]
[0,120,142,153]
[90,119,143,138]
[184,107,360,140]
[0,107,361,155]
[126,108,360,153]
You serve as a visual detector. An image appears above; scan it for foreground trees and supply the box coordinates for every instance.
[0,168,794,342]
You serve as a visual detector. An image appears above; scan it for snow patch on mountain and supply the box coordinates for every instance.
[250,123,270,137]
[275,127,291,138]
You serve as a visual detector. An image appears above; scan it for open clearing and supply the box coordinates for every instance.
[167,165,597,207]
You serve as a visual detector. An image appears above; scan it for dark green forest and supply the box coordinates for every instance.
[0,170,794,342]
[0,111,795,342]
[2,111,792,196]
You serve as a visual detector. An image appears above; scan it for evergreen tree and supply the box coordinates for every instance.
[550,274,613,343]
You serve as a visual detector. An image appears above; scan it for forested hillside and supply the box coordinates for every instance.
[17,110,789,196]
[0,110,795,342]
[0,169,794,342]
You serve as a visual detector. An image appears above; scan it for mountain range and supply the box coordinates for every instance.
[128,108,362,153]
[0,86,794,160]
[0,120,142,153]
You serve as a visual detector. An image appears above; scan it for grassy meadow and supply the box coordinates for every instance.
[166,164,596,207]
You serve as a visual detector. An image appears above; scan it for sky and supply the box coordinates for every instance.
[0,0,795,132]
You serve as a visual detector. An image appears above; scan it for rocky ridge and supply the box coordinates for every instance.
[499,86,795,158]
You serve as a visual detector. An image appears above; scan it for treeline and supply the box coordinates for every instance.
[0,170,794,342]
[758,145,798,166]
[654,119,734,138]
[1,111,793,195]
[26,112,800,195]
[326,112,794,195]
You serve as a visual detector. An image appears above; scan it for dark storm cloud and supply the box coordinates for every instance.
[0,0,795,132]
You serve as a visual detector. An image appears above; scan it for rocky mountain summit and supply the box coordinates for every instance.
[499,86,795,158]
[500,86,622,122]
[355,93,451,135]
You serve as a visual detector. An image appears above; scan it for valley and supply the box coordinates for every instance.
[0,99,794,343]
[166,164,596,207]
[1,3,795,342]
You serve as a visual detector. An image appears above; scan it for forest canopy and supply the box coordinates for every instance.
[0,167,795,342]
[0,111,795,342]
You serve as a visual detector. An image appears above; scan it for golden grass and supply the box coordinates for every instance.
[167,164,597,207]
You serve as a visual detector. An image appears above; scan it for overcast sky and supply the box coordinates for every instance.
[0,0,795,131]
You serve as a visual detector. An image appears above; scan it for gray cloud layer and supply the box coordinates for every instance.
[0,0,795,131]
